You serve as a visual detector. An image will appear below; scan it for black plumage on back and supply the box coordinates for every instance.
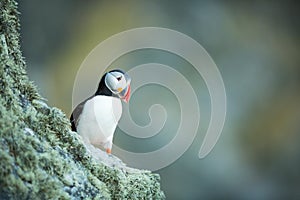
[70,99,89,132]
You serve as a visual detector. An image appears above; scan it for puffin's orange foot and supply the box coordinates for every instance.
[106,148,111,154]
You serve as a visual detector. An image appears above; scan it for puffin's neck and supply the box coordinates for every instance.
[94,73,115,97]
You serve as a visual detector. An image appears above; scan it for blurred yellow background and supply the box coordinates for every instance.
[20,1,300,199]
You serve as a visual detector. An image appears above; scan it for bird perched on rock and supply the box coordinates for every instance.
[70,69,131,154]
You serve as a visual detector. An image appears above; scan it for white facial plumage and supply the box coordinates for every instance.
[105,71,128,94]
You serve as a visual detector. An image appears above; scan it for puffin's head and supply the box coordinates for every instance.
[105,69,131,103]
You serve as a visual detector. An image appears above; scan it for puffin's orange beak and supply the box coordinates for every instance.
[123,85,131,103]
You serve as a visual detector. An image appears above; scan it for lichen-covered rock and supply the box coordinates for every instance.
[0,0,165,199]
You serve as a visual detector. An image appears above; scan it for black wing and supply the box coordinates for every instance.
[70,97,92,132]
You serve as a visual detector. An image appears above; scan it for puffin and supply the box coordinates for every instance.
[70,69,131,154]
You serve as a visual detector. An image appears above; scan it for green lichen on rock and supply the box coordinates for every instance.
[0,0,165,199]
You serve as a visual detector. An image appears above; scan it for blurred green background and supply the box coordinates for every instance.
[19,0,300,199]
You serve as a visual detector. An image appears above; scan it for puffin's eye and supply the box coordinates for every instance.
[117,76,122,81]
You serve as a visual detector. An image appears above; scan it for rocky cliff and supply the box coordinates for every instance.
[0,0,165,199]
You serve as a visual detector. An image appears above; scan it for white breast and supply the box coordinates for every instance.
[77,96,122,148]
